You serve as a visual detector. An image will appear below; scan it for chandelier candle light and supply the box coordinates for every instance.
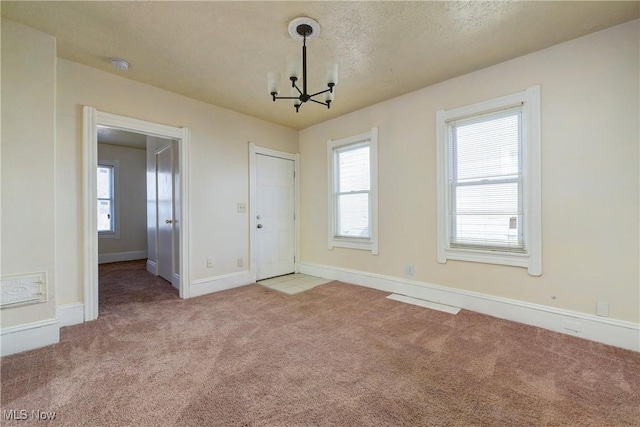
[268,17,338,113]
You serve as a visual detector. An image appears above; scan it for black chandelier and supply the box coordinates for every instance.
[268,17,338,113]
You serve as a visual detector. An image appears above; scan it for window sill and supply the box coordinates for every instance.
[329,237,378,255]
[438,247,540,276]
[98,232,120,240]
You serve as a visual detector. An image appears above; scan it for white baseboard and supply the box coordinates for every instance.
[1,318,60,356]
[146,259,157,275]
[57,302,85,327]
[190,271,252,298]
[299,262,640,352]
[172,273,180,290]
[98,250,148,264]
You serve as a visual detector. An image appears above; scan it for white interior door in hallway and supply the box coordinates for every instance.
[255,154,295,280]
[156,144,174,283]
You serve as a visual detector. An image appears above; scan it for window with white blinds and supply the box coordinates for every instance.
[436,86,541,276]
[336,143,371,238]
[449,108,523,251]
[328,127,379,254]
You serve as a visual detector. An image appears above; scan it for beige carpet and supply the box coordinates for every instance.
[1,260,639,426]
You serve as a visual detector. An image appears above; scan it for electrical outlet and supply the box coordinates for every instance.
[207,258,213,268]
[237,203,247,213]
[405,264,414,276]
[237,258,244,268]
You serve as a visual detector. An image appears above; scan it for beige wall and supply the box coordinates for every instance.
[55,58,298,306]
[1,20,57,327]
[299,21,639,323]
[97,143,147,256]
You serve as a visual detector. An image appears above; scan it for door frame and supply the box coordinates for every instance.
[83,107,191,321]
[249,142,300,283]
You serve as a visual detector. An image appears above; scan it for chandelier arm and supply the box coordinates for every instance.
[309,99,329,107]
[293,81,303,95]
[308,87,333,98]
[273,96,302,100]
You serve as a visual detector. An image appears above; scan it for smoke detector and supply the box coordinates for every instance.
[110,58,130,70]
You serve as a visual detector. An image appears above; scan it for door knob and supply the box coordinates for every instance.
[257,224,263,228]
[165,219,174,224]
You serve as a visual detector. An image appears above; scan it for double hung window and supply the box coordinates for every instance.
[97,160,119,238]
[328,127,378,254]
[436,87,541,275]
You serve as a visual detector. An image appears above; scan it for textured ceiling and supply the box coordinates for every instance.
[2,1,638,130]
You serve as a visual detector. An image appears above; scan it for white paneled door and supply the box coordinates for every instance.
[156,144,174,283]
[255,154,295,280]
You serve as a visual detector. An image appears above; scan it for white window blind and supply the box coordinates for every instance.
[448,107,524,251]
[335,143,371,238]
[436,86,541,275]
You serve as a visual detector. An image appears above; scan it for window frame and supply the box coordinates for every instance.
[327,127,379,254]
[436,86,541,276]
[97,159,120,239]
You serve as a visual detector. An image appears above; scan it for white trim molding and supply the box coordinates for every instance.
[190,271,252,298]
[172,273,180,290]
[146,260,158,275]
[98,250,148,264]
[299,262,640,352]
[82,106,99,321]
[58,302,85,327]
[2,303,86,356]
[1,318,60,356]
